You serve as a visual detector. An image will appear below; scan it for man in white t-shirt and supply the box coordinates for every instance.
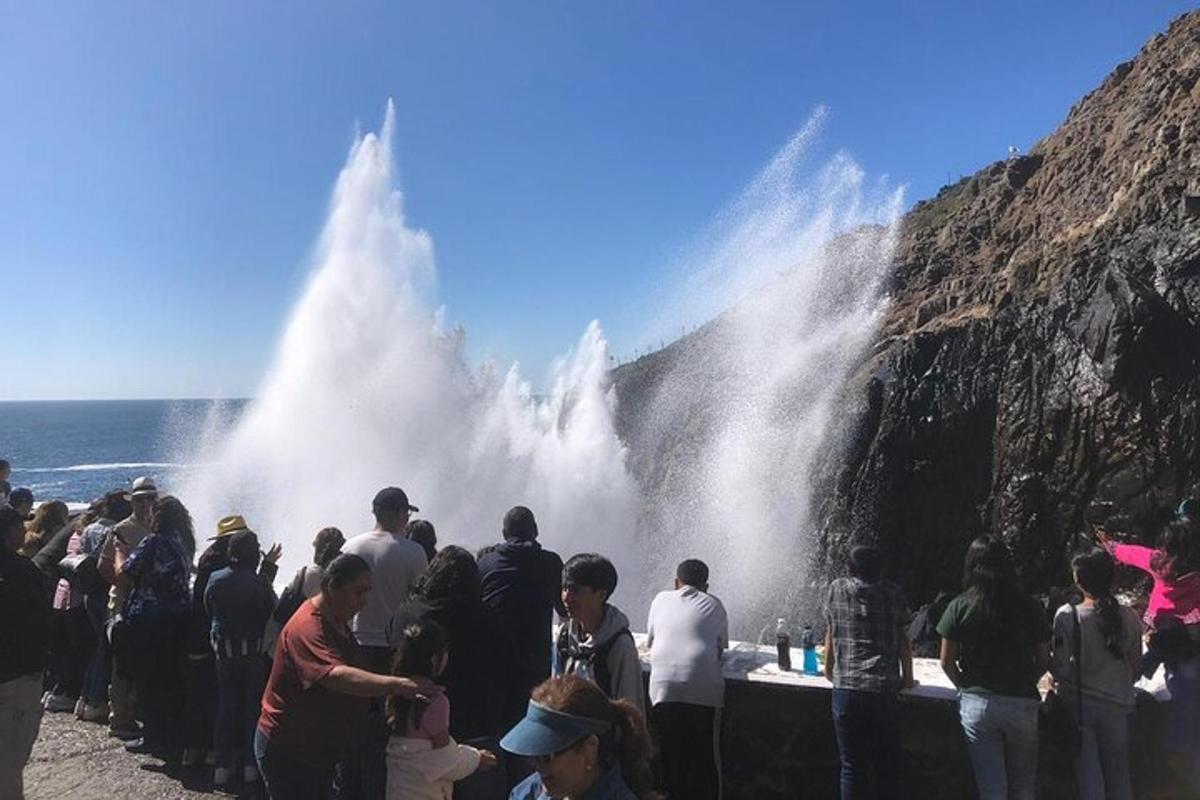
[646,559,729,800]
[338,486,428,799]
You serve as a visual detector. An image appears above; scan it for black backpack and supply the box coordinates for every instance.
[555,624,634,699]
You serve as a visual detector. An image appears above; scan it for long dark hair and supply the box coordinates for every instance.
[152,495,195,561]
[413,545,481,606]
[1072,546,1126,660]
[961,536,1024,624]
[387,619,447,732]
[1151,519,1200,580]
[531,675,660,800]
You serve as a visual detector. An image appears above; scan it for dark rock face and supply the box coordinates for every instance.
[615,11,1200,604]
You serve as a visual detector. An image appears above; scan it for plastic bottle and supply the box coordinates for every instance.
[775,618,791,671]
[801,625,819,675]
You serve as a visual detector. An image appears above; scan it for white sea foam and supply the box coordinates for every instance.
[22,462,192,473]
[181,103,641,605]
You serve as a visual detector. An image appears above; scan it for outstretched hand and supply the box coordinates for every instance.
[477,750,498,771]
[393,675,443,703]
[264,543,283,563]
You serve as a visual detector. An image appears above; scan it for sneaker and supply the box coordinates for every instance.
[124,738,156,755]
[80,702,109,723]
[43,693,77,712]
[213,766,235,787]
[73,698,86,718]
[109,724,142,741]
[242,764,259,784]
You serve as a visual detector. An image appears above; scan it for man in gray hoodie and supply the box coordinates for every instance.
[554,553,645,716]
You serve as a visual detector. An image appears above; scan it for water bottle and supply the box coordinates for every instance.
[574,658,595,685]
[801,625,819,675]
[775,618,791,671]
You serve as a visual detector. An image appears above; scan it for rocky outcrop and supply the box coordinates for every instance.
[615,11,1200,602]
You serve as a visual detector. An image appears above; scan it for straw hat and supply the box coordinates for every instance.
[211,514,252,540]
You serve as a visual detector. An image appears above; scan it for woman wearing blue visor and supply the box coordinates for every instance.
[501,675,659,800]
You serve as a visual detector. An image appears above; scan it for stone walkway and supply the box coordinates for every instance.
[25,711,257,799]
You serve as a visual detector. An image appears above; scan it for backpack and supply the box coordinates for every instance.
[555,623,634,699]
[263,566,308,656]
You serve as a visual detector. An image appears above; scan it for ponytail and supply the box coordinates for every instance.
[1071,546,1126,660]
[1092,594,1126,661]
[604,699,659,800]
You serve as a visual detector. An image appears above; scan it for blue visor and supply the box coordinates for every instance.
[499,701,611,757]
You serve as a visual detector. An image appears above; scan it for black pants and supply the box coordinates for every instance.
[49,607,97,699]
[652,702,721,800]
[334,645,391,800]
[125,614,186,754]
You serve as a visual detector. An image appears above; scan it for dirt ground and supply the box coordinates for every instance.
[25,711,258,800]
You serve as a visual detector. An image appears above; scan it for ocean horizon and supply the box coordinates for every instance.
[1,398,249,503]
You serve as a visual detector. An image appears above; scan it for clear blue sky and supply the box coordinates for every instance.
[1,1,1192,400]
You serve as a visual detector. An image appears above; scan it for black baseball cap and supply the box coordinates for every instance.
[372,487,419,514]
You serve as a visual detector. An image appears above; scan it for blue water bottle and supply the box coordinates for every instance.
[801,625,819,675]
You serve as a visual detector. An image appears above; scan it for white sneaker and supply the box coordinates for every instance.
[74,698,86,718]
[242,764,259,784]
[44,694,76,712]
[80,703,109,723]
[213,766,235,787]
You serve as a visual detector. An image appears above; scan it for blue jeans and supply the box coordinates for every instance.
[1166,654,1200,784]
[214,654,267,766]
[957,692,1038,800]
[1074,698,1133,800]
[831,688,901,800]
[255,727,335,800]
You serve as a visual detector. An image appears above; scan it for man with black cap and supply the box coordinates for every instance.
[338,487,428,799]
[478,506,564,725]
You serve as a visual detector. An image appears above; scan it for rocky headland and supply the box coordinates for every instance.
[614,11,1200,605]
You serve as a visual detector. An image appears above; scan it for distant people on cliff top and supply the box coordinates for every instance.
[938,536,1052,800]
[824,545,915,800]
[646,558,728,800]
[1101,513,1200,791]
[1050,546,1143,800]
[0,505,51,800]
[555,553,646,716]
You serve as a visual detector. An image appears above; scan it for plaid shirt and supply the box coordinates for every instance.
[825,577,909,692]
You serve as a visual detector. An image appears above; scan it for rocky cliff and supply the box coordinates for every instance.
[614,11,1200,603]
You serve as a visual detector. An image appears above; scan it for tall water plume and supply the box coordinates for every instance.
[623,109,904,631]
[182,103,639,596]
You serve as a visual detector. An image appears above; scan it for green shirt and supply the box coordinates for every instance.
[936,592,1051,699]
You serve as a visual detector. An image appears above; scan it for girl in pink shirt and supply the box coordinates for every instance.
[385,620,496,800]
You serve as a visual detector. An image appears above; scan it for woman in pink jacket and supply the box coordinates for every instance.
[1101,513,1200,786]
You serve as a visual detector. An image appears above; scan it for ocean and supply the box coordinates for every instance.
[1,399,247,505]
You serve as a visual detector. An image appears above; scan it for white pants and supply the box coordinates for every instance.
[0,674,44,800]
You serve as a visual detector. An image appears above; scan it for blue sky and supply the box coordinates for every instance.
[1,1,1192,400]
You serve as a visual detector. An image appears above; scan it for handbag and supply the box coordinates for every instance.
[1040,603,1083,758]
[58,552,106,595]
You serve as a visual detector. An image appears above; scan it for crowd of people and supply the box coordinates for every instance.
[0,473,727,800]
[1,460,1199,800]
